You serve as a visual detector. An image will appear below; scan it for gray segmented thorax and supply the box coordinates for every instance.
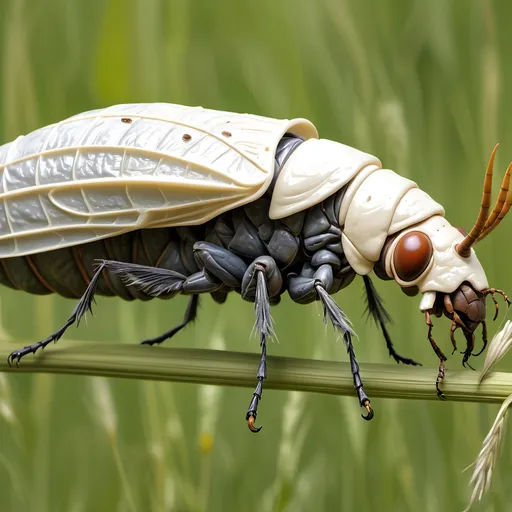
[199,134,356,302]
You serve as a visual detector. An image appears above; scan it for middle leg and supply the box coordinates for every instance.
[102,242,249,346]
[241,256,282,432]
[289,263,373,420]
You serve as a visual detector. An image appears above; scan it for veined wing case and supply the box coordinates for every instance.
[0,103,317,257]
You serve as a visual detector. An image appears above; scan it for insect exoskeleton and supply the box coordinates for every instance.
[1,103,510,431]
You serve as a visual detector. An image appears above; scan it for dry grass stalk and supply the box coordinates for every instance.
[463,393,512,512]
[479,320,512,382]
[464,320,512,511]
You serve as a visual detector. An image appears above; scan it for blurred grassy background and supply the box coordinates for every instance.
[1,0,512,510]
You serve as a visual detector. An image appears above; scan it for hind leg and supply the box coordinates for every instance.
[8,262,109,366]
[8,242,245,366]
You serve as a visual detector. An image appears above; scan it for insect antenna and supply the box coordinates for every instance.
[476,162,512,242]
[456,144,497,257]
[457,145,512,256]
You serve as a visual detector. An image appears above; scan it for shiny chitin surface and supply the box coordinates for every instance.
[0,103,316,257]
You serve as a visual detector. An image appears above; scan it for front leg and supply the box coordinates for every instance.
[425,311,448,400]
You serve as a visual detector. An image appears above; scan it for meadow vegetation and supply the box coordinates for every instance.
[1,1,512,510]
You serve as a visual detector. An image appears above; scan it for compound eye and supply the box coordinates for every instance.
[393,231,433,282]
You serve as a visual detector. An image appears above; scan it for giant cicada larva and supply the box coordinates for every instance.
[1,103,509,431]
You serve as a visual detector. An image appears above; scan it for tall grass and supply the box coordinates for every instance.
[1,0,512,510]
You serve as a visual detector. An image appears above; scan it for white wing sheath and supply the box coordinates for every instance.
[0,103,317,257]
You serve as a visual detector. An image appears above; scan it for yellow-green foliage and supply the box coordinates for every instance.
[1,1,512,510]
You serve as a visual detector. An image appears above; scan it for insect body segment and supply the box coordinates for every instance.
[2,103,510,430]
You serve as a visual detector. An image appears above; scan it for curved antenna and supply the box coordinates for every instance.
[476,162,512,242]
[456,144,498,258]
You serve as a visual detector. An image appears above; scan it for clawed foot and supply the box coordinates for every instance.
[436,359,446,401]
[7,336,60,367]
[361,400,374,421]
[392,353,422,366]
[436,382,446,401]
[247,414,262,433]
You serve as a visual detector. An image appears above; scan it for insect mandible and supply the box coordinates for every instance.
[1,103,510,432]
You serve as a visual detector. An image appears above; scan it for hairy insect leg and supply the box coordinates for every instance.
[316,282,373,420]
[141,295,199,346]
[8,262,108,366]
[100,249,244,347]
[288,264,372,418]
[241,257,282,433]
[363,276,421,366]
[425,311,448,399]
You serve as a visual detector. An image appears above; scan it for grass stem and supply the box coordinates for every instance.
[2,344,512,404]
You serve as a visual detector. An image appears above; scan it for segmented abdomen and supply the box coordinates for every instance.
[0,226,203,300]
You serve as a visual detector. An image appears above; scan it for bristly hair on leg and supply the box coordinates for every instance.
[253,269,275,340]
[315,284,355,337]
[75,261,107,326]
[315,283,372,419]
[96,259,186,297]
[363,275,392,325]
[363,275,420,366]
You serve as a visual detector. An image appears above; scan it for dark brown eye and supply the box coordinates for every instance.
[393,231,433,282]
